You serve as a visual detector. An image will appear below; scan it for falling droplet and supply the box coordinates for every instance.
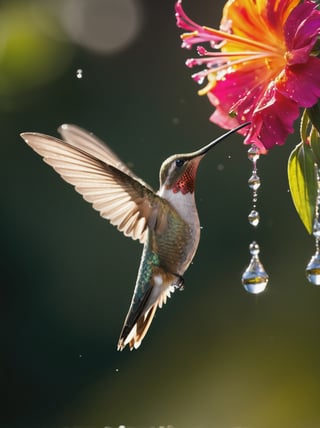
[248,173,261,191]
[313,221,320,239]
[76,68,83,79]
[306,250,320,285]
[247,145,260,164]
[242,242,269,294]
[248,209,260,227]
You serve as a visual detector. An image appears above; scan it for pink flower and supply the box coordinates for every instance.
[176,0,320,153]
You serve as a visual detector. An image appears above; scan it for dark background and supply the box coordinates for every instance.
[2,0,320,427]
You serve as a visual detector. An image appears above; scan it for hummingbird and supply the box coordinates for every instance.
[21,122,249,350]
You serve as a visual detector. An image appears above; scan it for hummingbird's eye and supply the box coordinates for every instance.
[175,159,184,167]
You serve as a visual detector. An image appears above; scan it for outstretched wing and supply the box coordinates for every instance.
[58,124,143,180]
[21,129,158,243]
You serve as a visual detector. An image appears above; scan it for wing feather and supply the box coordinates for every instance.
[21,130,159,243]
[58,124,143,180]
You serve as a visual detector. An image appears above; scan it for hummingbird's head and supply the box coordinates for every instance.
[159,153,202,194]
[159,123,250,194]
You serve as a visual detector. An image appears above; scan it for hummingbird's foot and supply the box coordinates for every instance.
[173,273,185,291]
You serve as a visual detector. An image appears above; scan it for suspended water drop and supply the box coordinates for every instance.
[247,145,260,164]
[249,241,260,256]
[306,250,320,285]
[313,221,320,239]
[242,242,269,294]
[248,172,261,191]
[76,68,83,79]
[242,146,269,290]
[248,209,260,227]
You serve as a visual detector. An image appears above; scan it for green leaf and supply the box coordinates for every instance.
[300,109,309,143]
[288,142,317,234]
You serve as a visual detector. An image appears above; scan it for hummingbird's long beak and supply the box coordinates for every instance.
[187,122,250,159]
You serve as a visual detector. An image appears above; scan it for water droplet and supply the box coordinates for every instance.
[313,221,320,239]
[76,68,83,79]
[247,145,260,163]
[248,173,261,191]
[249,241,260,256]
[248,209,260,227]
[306,250,320,285]
[242,241,269,294]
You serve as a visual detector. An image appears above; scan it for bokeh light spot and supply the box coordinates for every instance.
[61,0,143,54]
[0,3,73,97]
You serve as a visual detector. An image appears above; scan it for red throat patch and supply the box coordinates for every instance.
[172,163,198,194]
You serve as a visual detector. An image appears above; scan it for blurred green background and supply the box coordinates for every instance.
[2,0,320,427]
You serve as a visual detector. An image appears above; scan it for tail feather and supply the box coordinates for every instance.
[117,273,178,351]
[117,304,157,351]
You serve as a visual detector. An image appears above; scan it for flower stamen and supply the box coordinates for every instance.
[176,0,320,152]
